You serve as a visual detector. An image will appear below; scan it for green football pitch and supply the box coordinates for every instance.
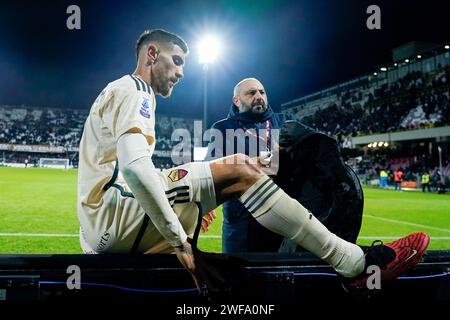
[0,167,449,254]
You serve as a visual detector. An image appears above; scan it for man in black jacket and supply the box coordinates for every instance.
[206,78,291,253]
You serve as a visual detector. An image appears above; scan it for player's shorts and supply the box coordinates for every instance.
[80,161,216,254]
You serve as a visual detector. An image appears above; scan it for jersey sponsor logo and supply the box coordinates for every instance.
[140,97,151,119]
[168,169,188,182]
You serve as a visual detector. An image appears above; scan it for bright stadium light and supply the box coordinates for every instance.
[384,142,389,147]
[198,35,221,64]
[380,67,387,72]
[378,142,384,147]
[445,45,449,50]
[373,72,377,76]
[394,63,398,67]
[417,55,422,59]
[405,59,410,63]
[368,143,373,148]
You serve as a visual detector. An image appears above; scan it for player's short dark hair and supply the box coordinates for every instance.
[136,29,189,60]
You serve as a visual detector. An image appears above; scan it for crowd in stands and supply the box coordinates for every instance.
[0,106,85,148]
[0,105,198,169]
[295,66,450,139]
[0,105,197,150]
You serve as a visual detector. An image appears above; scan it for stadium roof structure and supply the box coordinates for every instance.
[281,42,450,113]
[352,126,450,146]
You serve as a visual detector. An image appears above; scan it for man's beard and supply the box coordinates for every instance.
[250,102,267,113]
[156,79,172,98]
[151,68,172,98]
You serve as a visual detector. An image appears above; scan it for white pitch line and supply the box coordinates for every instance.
[0,233,222,239]
[364,215,450,234]
[0,233,79,237]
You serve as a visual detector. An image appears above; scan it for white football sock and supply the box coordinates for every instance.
[239,175,365,278]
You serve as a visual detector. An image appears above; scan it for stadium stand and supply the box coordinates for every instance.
[0,105,84,148]
[0,105,198,169]
[285,67,450,137]
[282,44,450,190]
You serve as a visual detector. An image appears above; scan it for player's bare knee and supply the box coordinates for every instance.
[234,158,263,192]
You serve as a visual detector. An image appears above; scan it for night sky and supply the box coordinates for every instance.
[0,0,447,126]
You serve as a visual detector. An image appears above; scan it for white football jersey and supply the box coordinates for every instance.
[77,74,156,235]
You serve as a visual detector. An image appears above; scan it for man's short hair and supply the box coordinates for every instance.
[136,29,189,60]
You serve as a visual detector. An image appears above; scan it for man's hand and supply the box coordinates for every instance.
[254,143,281,176]
[201,210,217,233]
[174,241,204,293]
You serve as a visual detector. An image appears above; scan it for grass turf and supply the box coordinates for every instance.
[0,167,449,254]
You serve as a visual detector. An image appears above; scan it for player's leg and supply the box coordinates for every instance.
[209,154,364,277]
[209,154,430,288]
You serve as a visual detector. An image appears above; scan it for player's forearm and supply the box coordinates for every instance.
[117,133,187,247]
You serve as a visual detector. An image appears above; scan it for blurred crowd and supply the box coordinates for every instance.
[0,106,85,148]
[292,66,450,140]
[0,105,197,169]
[0,105,197,151]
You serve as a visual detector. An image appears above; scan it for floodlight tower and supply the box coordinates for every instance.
[198,36,221,135]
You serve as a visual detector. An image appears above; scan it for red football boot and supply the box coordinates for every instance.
[343,232,430,292]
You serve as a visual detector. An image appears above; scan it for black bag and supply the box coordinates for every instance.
[274,120,363,253]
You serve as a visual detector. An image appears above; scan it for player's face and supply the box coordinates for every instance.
[152,44,186,98]
[236,80,268,114]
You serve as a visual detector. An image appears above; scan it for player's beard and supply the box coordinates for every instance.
[160,82,173,97]
[151,67,173,98]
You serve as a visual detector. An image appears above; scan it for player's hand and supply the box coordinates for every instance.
[201,210,217,233]
[174,241,204,293]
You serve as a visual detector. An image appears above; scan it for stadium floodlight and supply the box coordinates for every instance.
[417,55,422,59]
[378,142,384,147]
[198,34,222,134]
[368,143,373,148]
[405,59,410,63]
[198,35,221,64]
[380,67,387,72]
[445,45,449,50]
[394,63,398,67]
[384,142,389,147]
[373,72,377,76]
